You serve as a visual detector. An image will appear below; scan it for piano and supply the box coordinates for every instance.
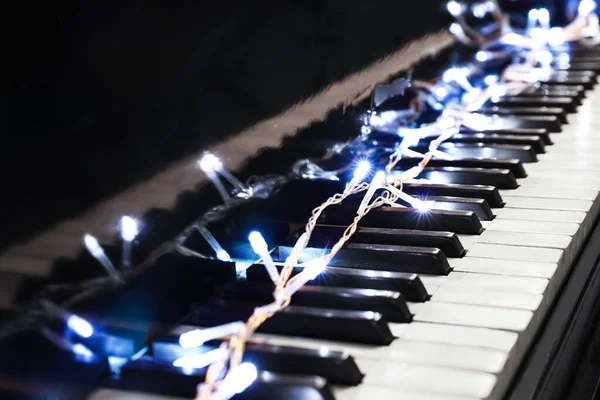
[3,1,600,399]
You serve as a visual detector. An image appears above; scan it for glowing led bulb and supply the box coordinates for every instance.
[209,363,258,400]
[476,51,489,62]
[447,1,463,16]
[249,231,280,284]
[120,216,139,242]
[66,315,94,338]
[198,152,223,173]
[179,322,244,349]
[84,234,102,258]
[484,75,499,85]
[344,161,371,195]
[283,258,327,298]
[548,27,566,46]
[537,8,550,28]
[434,86,448,99]
[196,223,232,262]
[579,0,596,16]
[73,343,95,360]
[413,199,433,212]
[442,68,474,92]
[84,234,119,279]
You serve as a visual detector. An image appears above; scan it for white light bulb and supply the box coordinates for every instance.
[353,161,371,182]
[447,1,463,16]
[248,231,269,254]
[67,315,94,338]
[173,348,228,369]
[198,152,223,173]
[579,0,596,16]
[434,86,448,99]
[283,258,327,298]
[344,161,371,195]
[528,9,539,22]
[248,231,280,284]
[413,199,433,212]
[72,343,95,360]
[484,75,499,85]
[84,234,103,258]
[216,249,232,262]
[548,28,566,46]
[476,51,489,62]
[442,68,474,92]
[120,216,139,242]
[179,322,244,349]
[211,363,258,400]
[537,8,550,27]
[502,32,525,46]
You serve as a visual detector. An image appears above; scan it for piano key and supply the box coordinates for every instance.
[412,142,538,162]
[459,126,552,145]
[450,257,558,279]
[389,157,527,178]
[219,281,413,323]
[413,302,532,332]
[277,243,452,275]
[478,106,567,123]
[333,385,479,400]
[418,273,549,295]
[185,304,395,345]
[151,339,364,386]
[500,196,593,212]
[305,224,466,257]
[245,264,430,302]
[347,181,505,208]
[440,133,547,153]
[417,166,518,190]
[493,208,587,223]
[324,206,484,235]
[488,96,577,112]
[475,230,572,249]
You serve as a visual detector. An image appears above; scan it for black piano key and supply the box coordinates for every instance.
[277,243,451,275]
[553,62,600,72]
[516,84,584,101]
[478,106,568,123]
[487,96,576,112]
[402,182,504,207]
[413,195,494,221]
[304,224,466,257]
[186,304,395,345]
[411,142,538,163]
[118,358,335,399]
[426,133,546,153]
[151,340,364,386]
[388,156,527,178]
[459,126,552,145]
[220,281,412,323]
[506,115,562,133]
[416,166,518,189]
[246,264,429,302]
[541,75,594,90]
[324,205,483,235]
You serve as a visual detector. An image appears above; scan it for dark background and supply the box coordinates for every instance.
[0,0,559,250]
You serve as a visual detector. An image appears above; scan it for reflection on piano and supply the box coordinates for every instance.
[3,1,600,399]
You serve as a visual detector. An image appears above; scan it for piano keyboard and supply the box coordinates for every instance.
[4,16,600,400]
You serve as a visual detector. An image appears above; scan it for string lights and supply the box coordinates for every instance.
[6,4,600,400]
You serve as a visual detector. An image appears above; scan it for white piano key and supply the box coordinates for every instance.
[449,257,558,279]
[520,176,600,190]
[87,389,186,400]
[466,243,563,264]
[359,359,497,399]
[500,196,593,212]
[432,286,543,311]
[499,186,598,201]
[493,208,586,223]
[333,385,479,400]
[395,322,518,352]
[413,302,533,332]
[419,272,549,294]
[485,219,580,236]
[476,230,572,249]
